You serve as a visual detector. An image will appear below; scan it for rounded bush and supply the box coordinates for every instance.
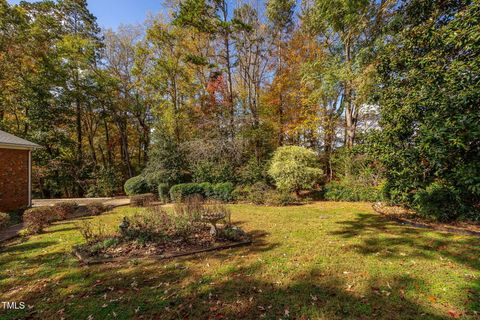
[268,146,323,193]
[23,207,54,234]
[124,175,150,196]
[85,203,108,216]
[52,201,78,220]
[130,193,158,207]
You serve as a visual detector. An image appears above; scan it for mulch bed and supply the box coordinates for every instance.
[73,225,252,265]
[73,239,252,265]
[372,202,480,237]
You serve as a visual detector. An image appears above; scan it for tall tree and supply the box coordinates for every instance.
[266,0,296,145]
[304,0,397,148]
[377,0,480,220]
[57,0,102,174]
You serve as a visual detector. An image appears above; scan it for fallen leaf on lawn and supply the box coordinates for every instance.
[428,296,437,303]
[371,287,381,295]
[448,310,461,318]
[284,309,290,317]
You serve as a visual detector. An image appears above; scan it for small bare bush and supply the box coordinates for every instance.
[0,212,10,230]
[120,204,204,244]
[76,220,110,244]
[23,207,54,234]
[119,208,170,243]
[53,201,78,220]
[173,195,204,222]
[85,203,108,216]
[130,193,157,207]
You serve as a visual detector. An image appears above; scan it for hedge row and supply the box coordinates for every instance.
[170,182,234,202]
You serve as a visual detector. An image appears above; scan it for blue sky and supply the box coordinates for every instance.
[7,0,167,30]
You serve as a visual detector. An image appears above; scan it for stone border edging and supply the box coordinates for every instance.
[73,239,253,265]
[372,204,480,237]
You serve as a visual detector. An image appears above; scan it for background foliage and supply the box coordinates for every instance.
[1,0,479,220]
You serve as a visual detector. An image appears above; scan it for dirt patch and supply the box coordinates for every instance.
[73,238,252,265]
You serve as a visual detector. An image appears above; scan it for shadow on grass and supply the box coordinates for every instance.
[331,212,480,316]
[1,246,455,320]
[1,213,479,319]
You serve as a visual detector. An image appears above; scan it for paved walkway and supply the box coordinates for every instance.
[0,198,131,244]
[0,223,24,243]
[32,197,130,207]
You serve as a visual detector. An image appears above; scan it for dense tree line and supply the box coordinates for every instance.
[1,0,478,221]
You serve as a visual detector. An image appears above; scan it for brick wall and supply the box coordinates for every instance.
[0,148,29,212]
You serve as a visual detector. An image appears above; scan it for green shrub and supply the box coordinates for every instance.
[124,175,151,196]
[248,182,271,205]
[238,157,269,185]
[324,181,384,202]
[199,182,214,198]
[413,181,470,222]
[52,201,78,220]
[23,207,54,234]
[130,193,158,207]
[170,183,203,202]
[212,182,234,202]
[268,146,323,194]
[233,182,271,205]
[0,212,10,230]
[158,183,170,203]
[264,190,297,206]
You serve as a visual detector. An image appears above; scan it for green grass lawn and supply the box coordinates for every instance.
[1,202,479,319]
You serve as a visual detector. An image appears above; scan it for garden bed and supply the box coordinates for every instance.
[73,238,252,265]
[373,202,480,236]
[73,197,251,264]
